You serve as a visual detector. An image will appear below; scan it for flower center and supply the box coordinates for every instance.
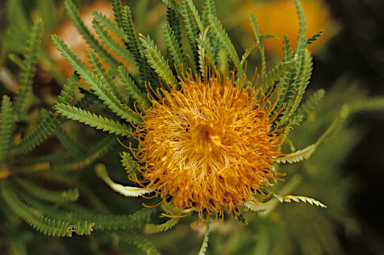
[190,122,221,154]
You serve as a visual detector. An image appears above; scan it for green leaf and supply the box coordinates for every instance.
[121,151,140,179]
[116,230,161,255]
[15,178,79,203]
[55,103,132,137]
[52,35,142,124]
[163,23,186,78]
[64,0,119,69]
[145,218,179,233]
[0,96,13,166]
[249,13,266,80]
[92,15,137,68]
[1,180,74,237]
[182,0,201,71]
[15,75,79,155]
[139,35,178,88]
[208,14,242,77]
[295,89,325,120]
[118,66,150,113]
[13,19,43,115]
[198,223,209,255]
[111,0,124,29]
[132,207,159,221]
[307,29,323,45]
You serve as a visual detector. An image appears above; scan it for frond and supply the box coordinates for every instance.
[15,178,79,203]
[8,53,25,69]
[132,207,159,221]
[163,23,186,78]
[116,230,161,255]
[1,180,74,237]
[13,19,43,115]
[92,16,137,69]
[295,89,325,120]
[274,194,327,208]
[122,6,158,88]
[51,35,142,124]
[349,97,384,114]
[198,223,209,255]
[182,0,201,71]
[15,74,79,155]
[0,96,14,166]
[53,126,83,154]
[111,0,124,29]
[166,0,182,42]
[274,144,316,164]
[262,59,295,90]
[283,49,313,122]
[55,103,132,137]
[121,6,141,65]
[20,135,118,174]
[64,0,119,69]
[95,164,151,197]
[282,35,292,63]
[117,66,150,111]
[139,35,178,88]
[243,200,274,212]
[208,14,242,76]
[14,185,143,230]
[307,29,324,45]
[201,0,217,27]
[91,10,131,52]
[144,218,179,233]
[87,47,126,105]
[121,151,140,179]
[240,41,258,67]
[249,13,266,80]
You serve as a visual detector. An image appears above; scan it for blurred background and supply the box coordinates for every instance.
[1,0,384,254]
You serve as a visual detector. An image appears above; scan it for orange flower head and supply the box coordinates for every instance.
[133,70,288,220]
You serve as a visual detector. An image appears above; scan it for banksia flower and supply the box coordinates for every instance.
[133,70,288,219]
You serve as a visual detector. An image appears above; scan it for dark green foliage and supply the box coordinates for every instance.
[13,19,43,115]
[0,96,13,166]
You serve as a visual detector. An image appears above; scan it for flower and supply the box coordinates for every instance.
[131,70,289,220]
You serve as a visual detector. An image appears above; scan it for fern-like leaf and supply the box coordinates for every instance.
[1,180,74,237]
[92,16,137,68]
[295,89,325,120]
[249,13,266,80]
[208,14,242,76]
[117,66,150,111]
[274,194,327,208]
[55,103,132,137]
[198,223,209,255]
[140,35,178,88]
[132,207,159,221]
[307,29,323,45]
[95,164,151,197]
[163,24,186,78]
[13,19,43,115]
[182,0,201,71]
[274,144,316,164]
[52,35,141,124]
[15,179,79,203]
[0,96,13,166]
[64,0,119,69]
[144,218,179,234]
[87,47,126,105]
[111,0,124,29]
[15,75,80,155]
[121,151,139,179]
[116,230,161,255]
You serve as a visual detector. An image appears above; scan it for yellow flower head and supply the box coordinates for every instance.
[132,70,288,220]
